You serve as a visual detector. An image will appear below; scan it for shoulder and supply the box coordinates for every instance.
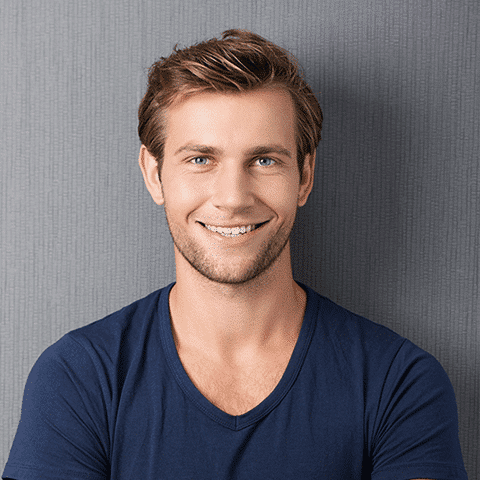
[302,285,466,478]
[68,285,168,346]
[30,284,172,393]
[303,283,453,402]
[304,283,410,359]
[5,284,174,479]
[58,284,170,359]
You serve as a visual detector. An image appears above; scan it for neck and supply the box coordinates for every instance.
[169,244,306,361]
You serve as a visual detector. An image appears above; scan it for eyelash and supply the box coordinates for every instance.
[189,157,277,167]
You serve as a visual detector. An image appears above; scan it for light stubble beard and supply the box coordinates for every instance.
[163,206,296,285]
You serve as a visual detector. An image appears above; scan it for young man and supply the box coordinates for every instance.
[3,30,467,479]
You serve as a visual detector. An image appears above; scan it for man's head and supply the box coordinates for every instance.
[138,30,322,285]
[138,29,323,180]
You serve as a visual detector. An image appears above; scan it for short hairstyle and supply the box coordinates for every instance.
[138,29,323,179]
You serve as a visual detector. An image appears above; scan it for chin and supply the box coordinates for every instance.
[178,238,290,286]
[186,256,272,285]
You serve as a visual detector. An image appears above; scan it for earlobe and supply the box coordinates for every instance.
[138,145,165,205]
[297,151,316,207]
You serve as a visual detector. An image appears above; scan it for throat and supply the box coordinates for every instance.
[169,279,306,355]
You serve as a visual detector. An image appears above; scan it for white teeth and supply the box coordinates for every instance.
[204,224,255,236]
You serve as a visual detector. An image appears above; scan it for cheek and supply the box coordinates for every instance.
[260,178,300,212]
[163,176,206,210]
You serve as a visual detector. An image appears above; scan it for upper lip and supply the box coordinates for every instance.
[198,221,269,228]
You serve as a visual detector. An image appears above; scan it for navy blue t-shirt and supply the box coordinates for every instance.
[3,283,467,479]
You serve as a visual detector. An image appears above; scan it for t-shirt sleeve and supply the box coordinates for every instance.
[369,340,467,480]
[3,335,110,480]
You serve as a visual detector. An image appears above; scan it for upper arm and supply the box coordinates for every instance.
[369,344,467,480]
[3,337,109,480]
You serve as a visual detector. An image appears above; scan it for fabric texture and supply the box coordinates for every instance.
[3,283,467,480]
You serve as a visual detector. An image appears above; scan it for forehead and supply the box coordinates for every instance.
[163,87,296,156]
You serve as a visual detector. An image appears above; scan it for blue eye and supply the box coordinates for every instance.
[256,157,275,166]
[191,157,209,165]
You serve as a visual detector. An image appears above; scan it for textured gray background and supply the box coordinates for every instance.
[1,0,478,476]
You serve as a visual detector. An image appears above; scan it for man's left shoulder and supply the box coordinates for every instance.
[305,284,407,350]
[304,284,448,381]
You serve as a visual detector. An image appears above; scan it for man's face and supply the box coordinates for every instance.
[145,86,314,285]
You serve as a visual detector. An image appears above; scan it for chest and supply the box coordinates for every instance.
[177,349,291,416]
[113,355,365,479]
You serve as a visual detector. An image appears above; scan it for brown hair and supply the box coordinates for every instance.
[138,29,323,179]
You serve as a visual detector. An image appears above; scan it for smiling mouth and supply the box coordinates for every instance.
[199,221,268,237]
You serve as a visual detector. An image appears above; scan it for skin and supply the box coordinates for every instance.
[139,86,315,368]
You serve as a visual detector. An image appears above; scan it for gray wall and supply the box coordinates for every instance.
[1,0,478,476]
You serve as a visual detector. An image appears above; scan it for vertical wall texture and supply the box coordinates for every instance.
[1,0,478,476]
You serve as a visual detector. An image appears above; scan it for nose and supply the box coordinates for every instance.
[211,163,255,212]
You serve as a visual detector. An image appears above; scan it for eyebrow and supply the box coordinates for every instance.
[174,143,293,158]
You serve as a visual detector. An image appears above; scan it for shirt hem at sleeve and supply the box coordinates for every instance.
[2,463,107,480]
[372,462,468,480]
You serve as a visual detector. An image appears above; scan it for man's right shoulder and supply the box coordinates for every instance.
[68,284,170,346]
[35,284,171,377]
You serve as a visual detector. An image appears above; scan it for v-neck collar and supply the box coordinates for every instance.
[159,282,318,431]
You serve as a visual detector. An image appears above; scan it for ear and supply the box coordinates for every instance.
[297,151,316,207]
[138,145,164,205]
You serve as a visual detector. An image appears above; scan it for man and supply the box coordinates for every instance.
[3,30,467,479]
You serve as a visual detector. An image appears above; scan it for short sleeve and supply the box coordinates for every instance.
[370,340,467,480]
[3,335,110,480]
